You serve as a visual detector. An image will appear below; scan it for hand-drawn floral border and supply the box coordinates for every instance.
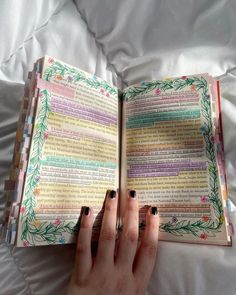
[44,57,117,96]
[123,76,224,239]
[20,89,77,246]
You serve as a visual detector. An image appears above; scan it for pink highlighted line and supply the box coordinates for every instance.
[37,78,75,99]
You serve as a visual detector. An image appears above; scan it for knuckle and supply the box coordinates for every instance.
[147,218,158,230]
[150,222,158,230]
[126,230,138,244]
[105,203,115,212]
[76,243,87,255]
[127,202,138,212]
[135,285,146,295]
[116,275,129,294]
[142,241,158,259]
[80,220,91,229]
[100,228,116,242]
[95,275,107,292]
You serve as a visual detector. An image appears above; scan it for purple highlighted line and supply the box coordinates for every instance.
[51,104,117,126]
[51,96,116,121]
[128,161,207,178]
[128,172,178,178]
[127,148,204,157]
[128,167,206,178]
[127,145,204,155]
[129,161,207,169]
[49,130,115,144]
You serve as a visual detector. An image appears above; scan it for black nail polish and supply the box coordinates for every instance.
[108,190,116,199]
[84,207,90,215]
[129,190,136,198]
[151,207,158,215]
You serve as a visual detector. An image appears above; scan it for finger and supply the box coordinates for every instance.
[116,190,139,267]
[75,206,93,281]
[95,190,118,266]
[134,207,159,286]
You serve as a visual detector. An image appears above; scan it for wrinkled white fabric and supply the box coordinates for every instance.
[0,0,236,294]
[76,0,236,84]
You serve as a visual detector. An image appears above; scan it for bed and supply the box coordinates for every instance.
[0,1,236,294]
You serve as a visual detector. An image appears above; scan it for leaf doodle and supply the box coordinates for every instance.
[43,60,117,96]
[20,89,77,245]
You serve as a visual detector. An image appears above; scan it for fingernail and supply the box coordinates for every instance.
[129,190,136,198]
[151,207,158,215]
[108,190,116,199]
[84,207,90,216]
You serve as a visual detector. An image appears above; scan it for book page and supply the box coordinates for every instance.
[122,75,230,245]
[16,57,118,246]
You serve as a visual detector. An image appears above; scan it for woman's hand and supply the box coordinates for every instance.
[67,190,159,295]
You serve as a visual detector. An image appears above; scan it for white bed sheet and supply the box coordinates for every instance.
[0,0,236,294]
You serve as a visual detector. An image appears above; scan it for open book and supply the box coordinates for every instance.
[3,56,232,246]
